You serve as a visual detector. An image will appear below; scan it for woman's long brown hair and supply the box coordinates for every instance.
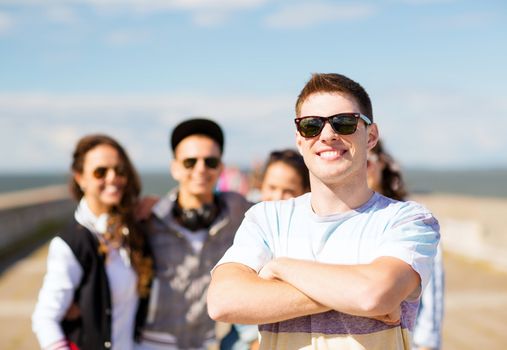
[370,140,408,201]
[70,134,152,297]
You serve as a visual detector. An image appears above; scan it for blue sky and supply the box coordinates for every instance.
[1,0,506,172]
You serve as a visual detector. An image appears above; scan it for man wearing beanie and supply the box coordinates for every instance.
[136,118,252,350]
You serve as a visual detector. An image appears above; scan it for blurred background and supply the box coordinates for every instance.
[0,0,506,349]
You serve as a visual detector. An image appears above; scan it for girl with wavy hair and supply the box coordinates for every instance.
[32,134,153,350]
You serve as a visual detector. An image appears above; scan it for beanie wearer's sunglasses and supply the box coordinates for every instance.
[92,165,127,179]
[294,113,372,138]
[181,157,221,169]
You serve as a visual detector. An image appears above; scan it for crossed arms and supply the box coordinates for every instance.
[207,256,420,325]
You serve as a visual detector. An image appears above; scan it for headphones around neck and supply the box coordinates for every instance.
[173,197,219,232]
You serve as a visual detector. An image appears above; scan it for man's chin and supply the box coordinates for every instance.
[188,186,214,197]
[100,193,123,206]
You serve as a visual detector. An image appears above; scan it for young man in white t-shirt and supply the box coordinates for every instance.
[207,73,440,350]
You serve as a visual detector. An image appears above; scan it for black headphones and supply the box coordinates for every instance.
[173,197,220,231]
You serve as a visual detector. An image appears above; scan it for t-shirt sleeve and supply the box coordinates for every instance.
[374,201,440,297]
[214,203,273,273]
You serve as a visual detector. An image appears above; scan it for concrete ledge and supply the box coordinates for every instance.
[0,185,70,210]
[0,185,74,259]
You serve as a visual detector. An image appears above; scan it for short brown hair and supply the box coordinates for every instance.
[295,73,373,122]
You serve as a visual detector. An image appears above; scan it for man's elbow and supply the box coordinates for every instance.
[354,259,420,316]
[355,285,400,316]
[207,263,258,322]
[207,292,228,321]
[207,280,236,322]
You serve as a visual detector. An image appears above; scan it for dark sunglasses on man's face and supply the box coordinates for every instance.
[92,165,127,179]
[294,113,372,138]
[181,157,221,169]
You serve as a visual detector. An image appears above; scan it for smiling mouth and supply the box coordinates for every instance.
[317,149,347,160]
[102,185,123,195]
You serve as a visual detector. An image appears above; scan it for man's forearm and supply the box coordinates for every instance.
[265,256,420,317]
[207,263,329,324]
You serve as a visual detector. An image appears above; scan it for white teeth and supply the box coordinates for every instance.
[320,151,339,159]
[103,185,120,194]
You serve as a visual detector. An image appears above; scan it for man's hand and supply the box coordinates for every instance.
[135,195,160,221]
[254,256,420,318]
[249,339,260,350]
[370,306,401,326]
[208,263,329,324]
[258,260,277,280]
[260,258,403,326]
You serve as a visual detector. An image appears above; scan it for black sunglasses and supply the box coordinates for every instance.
[92,165,127,179]
[181,157,221,169]
[294,113,372,138]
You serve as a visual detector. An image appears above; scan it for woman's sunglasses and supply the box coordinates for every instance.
[92,165,127,179]
[294,113,372,138]
[181,157,221,169]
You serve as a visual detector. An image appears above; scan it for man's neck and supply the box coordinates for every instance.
[310,178,374,216]
[177,190,214,209]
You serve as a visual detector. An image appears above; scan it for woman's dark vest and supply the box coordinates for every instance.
[59,218,151,349]
[59,219,113,350]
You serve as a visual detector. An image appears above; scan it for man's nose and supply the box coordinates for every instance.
[319,121,338,141]
[193,158,208,172]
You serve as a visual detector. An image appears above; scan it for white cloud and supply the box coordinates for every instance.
[2,88,506,172]
[375,88,507,169]
[0,0,261,7]
[46,6,80,24]
[264,2,376,29]
[76,0,265,12]
[0,92,294,172]
[0,11,13,35]
[0,0,267,25]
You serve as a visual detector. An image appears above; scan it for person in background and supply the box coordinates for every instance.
[208,73,440,350]
[136,118,252,350]
[260,149,310,201]
[367,140,444,350]
[221,149,310,350]
[32,134,153,350]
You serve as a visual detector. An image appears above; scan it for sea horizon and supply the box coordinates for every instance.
[1,168,507,199]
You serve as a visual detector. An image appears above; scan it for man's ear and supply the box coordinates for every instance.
[170,159,180,181]
[367,123,379,151]
[217,160,224,175]
[296,131,304,155]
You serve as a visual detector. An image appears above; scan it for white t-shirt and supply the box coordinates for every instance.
[216,192,440,350]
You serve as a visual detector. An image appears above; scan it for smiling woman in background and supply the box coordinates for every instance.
[32,134,153,350]
[260,149,310,201]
